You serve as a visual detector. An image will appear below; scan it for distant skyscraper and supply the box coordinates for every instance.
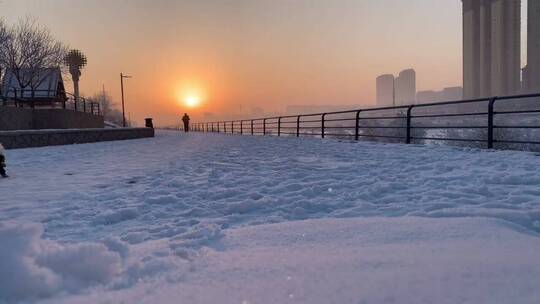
[376,74,395,107]
[395,69,416,105]
[527,0,540,92]
[462,0,521,98]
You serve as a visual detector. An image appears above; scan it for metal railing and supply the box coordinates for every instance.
[191,92,540,151]
[1,89,101,116]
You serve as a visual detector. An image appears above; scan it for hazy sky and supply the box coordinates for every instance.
[0,0,529,125]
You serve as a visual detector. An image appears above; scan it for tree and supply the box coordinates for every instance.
[0,17,67,96]
[0,19,9,86]
[91,89,127,127]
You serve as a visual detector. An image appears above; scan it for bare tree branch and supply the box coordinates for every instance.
[0,17,68,96]
[0,18,10,85]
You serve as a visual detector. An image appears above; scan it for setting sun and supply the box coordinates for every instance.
[184,95,201,108]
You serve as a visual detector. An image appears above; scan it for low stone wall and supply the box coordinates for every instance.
[0,107,104,130]
[32,109,104,129]
[0,107,33,131]
[0,128,155,149]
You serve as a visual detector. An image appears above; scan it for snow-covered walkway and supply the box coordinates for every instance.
[1,131,540,303]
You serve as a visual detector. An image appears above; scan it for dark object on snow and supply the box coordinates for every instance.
[0,145,7,178]
[145,118,154,129]
[182,113,190,132]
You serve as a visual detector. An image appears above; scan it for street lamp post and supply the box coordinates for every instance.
[120,73,132,127]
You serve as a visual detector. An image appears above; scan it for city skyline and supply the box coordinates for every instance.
[0,0,530,125]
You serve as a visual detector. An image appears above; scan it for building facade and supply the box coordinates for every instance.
[462,0,521,98]
[490,0,521,96]
[376,74,395,107]
[417,87,463,104]
[395,69,416,106]
[527,0,540,93]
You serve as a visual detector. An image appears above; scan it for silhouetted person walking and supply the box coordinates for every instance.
[182,113,190,132]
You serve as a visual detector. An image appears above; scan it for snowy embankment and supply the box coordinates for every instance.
[1,131,540,303]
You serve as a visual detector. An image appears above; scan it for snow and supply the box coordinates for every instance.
[1,131,540,303]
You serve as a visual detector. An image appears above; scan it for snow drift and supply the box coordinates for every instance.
[0,222,123,301]
[1,131,540,303]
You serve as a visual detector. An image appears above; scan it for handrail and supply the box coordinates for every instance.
[1,89,102,116]
[192,92,540,151]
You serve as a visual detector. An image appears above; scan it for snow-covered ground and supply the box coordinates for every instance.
[1,131,540,303]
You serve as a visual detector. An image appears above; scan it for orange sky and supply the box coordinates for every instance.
[0,0,529,126]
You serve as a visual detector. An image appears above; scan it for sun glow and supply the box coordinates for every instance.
[184,95,201,108]
[176,84,206,109]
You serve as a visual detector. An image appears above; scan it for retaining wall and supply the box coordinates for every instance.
[32,109,104,129]
[0,107,33,130]
[0,128,155,149]
[0,107,104,131]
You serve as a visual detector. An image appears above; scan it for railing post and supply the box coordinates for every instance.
[406,105,414,144]
[278,117,282,136]
[488,97,497,149]
[297,115,301,137]
[263,119,267,135]
[251,120,254,135]
[212,123,215,132]
[217,122,220,133]
[83,99,86,113]
[355,110,361,141]
[232,121,234,134]
[321,113,326,138]
[206,123,209,132]
[240,121,243,135]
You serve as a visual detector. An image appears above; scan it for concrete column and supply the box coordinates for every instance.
[463,0,482,99]
[479,0,493,97]
[528,0,540,92]
[490,0,521,96]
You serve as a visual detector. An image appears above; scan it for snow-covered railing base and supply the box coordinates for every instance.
[0,128,154,149]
